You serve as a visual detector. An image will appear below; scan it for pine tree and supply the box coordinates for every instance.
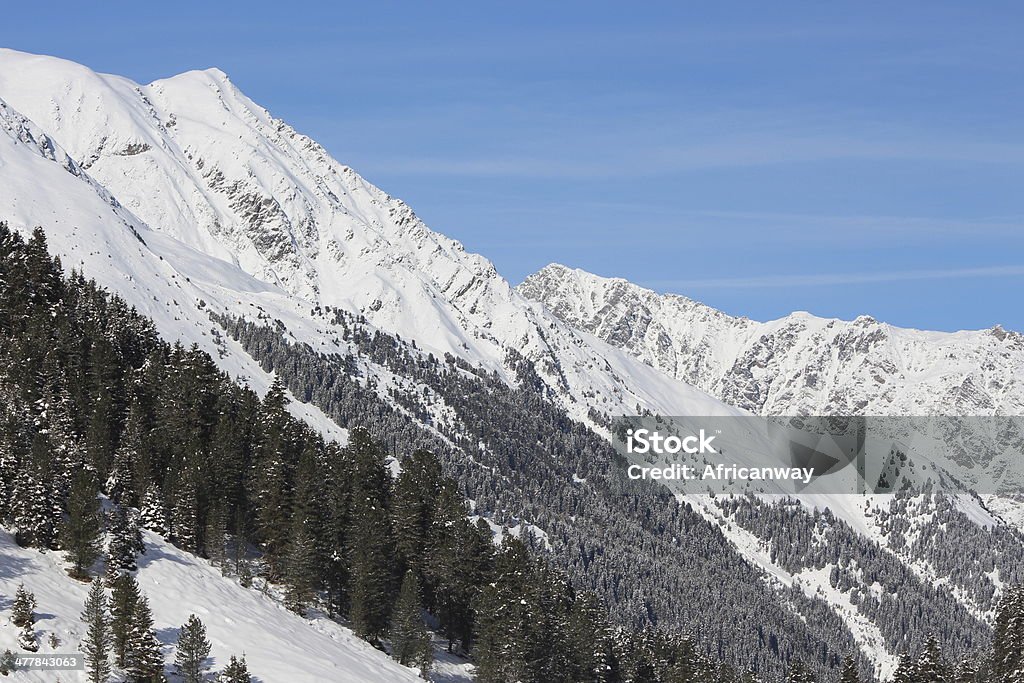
[994,587,1024,681]
[915,635,951,683]
[110,573,142,667]
[284,515,319,613]
[81,578,112,683]
[11,584,35,628]
[139,484,167,535]
[170,472,199,553]
[390,570,432,672]
[346,427,394,643]
[892,653,916,683]
[106,399,145,505]
[12,432,55,549]
[250,377,294,575]
[839,656,860,683]
[107,505,144,578]
[786,659,816,683]
[61,470,102,580]
[174,614,211,683]
[204,501,228,566]
[124,595,164,683]
[391,449,443,583]
[17,621,37,652]
[217,655,251,683]
[0,649,16,676]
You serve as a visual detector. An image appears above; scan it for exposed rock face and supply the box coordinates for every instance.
[519,264,1024,417]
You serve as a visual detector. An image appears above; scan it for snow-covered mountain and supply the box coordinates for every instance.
[1,47,1020,680]
[518,263,1024,417]
[0,48,730,429]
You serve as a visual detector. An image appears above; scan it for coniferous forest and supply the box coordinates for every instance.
[2,222,1023,682]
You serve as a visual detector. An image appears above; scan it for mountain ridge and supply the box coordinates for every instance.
[518,262,1024,417]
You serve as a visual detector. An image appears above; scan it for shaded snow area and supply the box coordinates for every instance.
[0,528,473,682]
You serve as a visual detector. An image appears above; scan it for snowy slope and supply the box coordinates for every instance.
[0,48,730,428]
[0,526,470,682]
[519,263,1024,417]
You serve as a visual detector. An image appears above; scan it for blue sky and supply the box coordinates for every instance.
[3,2,1022,330]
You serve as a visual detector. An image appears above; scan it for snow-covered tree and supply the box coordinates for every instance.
[139,485,167,535]
[81,578,111,683]
[174,614,211,683]
[11,584,35,628]
[124,595,164,682]
[60,470,103,580]
[389,570,431,674]
[217,655,251,683]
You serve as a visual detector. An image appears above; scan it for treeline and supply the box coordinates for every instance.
[0,223,768,680]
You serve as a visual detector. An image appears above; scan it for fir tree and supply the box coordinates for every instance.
[0,649,15,676]
[174,614,211,683]
[110,573,142,668]
[17,621,37,652]
[12,432,55,549]
[107,504,144,578]
[786,659,816,683]
[284,515,319,613]
[204,501,228,566]
[892,654,916,683]
[124,595,164,683]
[250,377,294,575]
[217,655,251,683]
[61,470,102,580]
[839,656,860,683]
[915,634,951,683]
[81,578,112,683]
[390,570,431,671]
[139,484,167,535]
[11,584,35,628]
[170,472,200,553]
[346,428,394,643]
[994,587,1024,681]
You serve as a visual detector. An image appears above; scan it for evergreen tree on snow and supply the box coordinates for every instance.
[786,659,816,683]
[217,655,251,683]
[170,470,200,553]
[139,484,167,535]
[994,587,1024,681]
[105,400,145,505]
[915,634,951,682]
[107,504,144,578]
[389,570,431,671]
[174,614,211,683]
[250,377,294,575]
[11,584,35,628]
[81,578,112,683]
[17,620,37,652]
[110,573,142,668]
[61,470,102,580]
[839,656,860,683]
[892,653,916,683]
[124,595,164,683]
[12,431,56,549]
[391,449,443,584]
[0,649,15,676]
[346,427,394,643]
[204,501,228,566]
[284,515,319,613]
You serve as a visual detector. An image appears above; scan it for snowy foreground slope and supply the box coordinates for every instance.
[0,527,470,682]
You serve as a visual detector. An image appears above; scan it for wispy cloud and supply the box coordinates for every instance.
[642,265,1024,291]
